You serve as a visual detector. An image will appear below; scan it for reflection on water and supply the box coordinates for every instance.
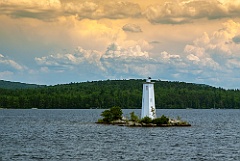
[1,109,240,161]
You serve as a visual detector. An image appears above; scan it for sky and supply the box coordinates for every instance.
[1,0,240,89]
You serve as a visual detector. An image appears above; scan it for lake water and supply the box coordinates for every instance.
[0,109,240,161]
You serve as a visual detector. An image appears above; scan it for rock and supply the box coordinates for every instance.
[169,119,181,124]
[97,117,191,127]
[127,121,135,126]
[125,121,142,127]
[142,123,146,126]
[157,124,169,127]
[134,122,142,127]
[122,116,128,121]
[143,123,157,127]
[111,119,126,124]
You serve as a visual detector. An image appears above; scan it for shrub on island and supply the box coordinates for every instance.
[140,116,152,124]
[139,115,169,125]
[152,115,169,125]
[98,106,123,123]
[129,111,139,122]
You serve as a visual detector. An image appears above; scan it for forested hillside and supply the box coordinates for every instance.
[0,79,240,109]
[0,80,45,89]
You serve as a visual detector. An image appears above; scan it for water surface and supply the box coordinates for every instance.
[1,109,240,161]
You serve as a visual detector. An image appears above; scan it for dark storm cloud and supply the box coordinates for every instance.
[232,35,240,44]
[0,1,141,20]
[122,24,142,33]
[144,0,240,24]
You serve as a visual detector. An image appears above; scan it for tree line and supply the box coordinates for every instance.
[0,79,240,109]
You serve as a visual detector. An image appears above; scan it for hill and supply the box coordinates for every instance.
[0,79,240,109]
[0,80,45,89]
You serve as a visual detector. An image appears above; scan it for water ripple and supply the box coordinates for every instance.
[1,109,240,161]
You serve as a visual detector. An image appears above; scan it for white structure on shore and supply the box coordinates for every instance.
[141,77,157,119]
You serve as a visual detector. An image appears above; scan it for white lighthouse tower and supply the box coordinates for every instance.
[141,77,157,119]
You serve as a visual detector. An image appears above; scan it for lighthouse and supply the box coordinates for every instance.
[141,77,157,119]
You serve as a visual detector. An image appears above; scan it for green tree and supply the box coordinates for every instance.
[100,106,123,123]
[109,106,123,120]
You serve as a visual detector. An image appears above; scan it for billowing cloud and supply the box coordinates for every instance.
[2,0,240,24]
[0,54,25,71]
[184,20,240,58]
[182,20,240,86]
[0,0,141,20]
[77,1,141,19]
[187,54,200,62]
[35,43,151,78]
[0,53,28,81]
[34,42,185,81]
[100,43,152,77]
[0,0,61,21]
[34,20,240,88]
[35,47,103,73]
[122,24,142,33]
[144,0,240,24]
[159,51,180,60]
[102,43,148,58]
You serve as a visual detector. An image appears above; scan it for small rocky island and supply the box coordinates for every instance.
[96,106,191,127]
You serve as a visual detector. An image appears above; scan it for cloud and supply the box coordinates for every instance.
[0,0,61,9]
[143,0,240,24]
[183,20,240,72]
[101,20,240,87]
[0,53,29,82]
[35,41,186,82]
[35,47,103,73]
[122,24,142,33]
[187,54,200,62]
[100,43,152,77]
[232,35,240,44]
[182,20,240,87]
[102,43,148,58]
[33,17,240,88]
[35,43,151,78]
[64,1,142,20]
[0,71,13,78]
[2,0,240,24]
[0,0,61,21]
[26,19,240,88]
[149,41,160,44]
[184,20,240,57]
[160,51,180,60]
[0,54,25,71]
[226,58,240,69]
[0,0,141,20]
